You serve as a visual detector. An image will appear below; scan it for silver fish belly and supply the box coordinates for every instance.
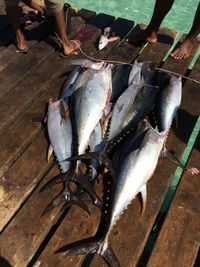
[47,98,73,172]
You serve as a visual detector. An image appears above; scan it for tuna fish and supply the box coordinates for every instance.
[70,61,112,157]
[41,97,100,214]
[154,73,182,131]
[111,63,132,102]
[47,98,73,173]
[55,121,167,266]
[108,61,157,140]
[58,67,85,99]
[65,61,157,179]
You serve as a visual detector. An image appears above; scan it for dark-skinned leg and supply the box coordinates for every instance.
[170,2,200,59]
[5,4,27,51]
[128,0,174,44]
[54,9,80,55]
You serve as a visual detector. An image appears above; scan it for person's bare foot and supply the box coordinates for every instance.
[62,39,81,56]
[128,29,158,44]
[170,38,193,59]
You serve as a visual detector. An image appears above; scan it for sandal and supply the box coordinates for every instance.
[15,40,28,54]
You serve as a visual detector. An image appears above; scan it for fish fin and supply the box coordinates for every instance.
[42,189,90,216]
[76,168,101,205]
[59,99,69,124]
[63,152,116,180]
[39,169,74,192]
[162,148,199,175]
[31,117,46,125]
[41,190,65,216]
[68,59,105,70]
[55,237,121,267]
[140,184,147,215]
[100,109,112,138]
[161,147,185,170]
[47,144,53,162]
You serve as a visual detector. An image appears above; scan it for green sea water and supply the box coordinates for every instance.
[67,0,199,33]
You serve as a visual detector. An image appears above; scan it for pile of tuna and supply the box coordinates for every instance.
[40,59,198,267]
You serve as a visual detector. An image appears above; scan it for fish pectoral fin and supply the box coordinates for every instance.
[62,152,116,182]
[60,99,69,124]
[161,147,185,170]
[140,184,147,215]
[55,238,122,267]
[162,148,199,176]
[47,144,53,162]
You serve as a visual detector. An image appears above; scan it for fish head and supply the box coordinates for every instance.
[98,35,109,50]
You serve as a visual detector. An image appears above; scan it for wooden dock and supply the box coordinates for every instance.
[0,6,200,267]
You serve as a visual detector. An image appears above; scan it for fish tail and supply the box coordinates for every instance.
[55,237,122,267]
[64,151,116,180]
[41,189,90,216]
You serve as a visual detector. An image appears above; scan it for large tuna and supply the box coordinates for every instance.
[108,61,157,141]
[154,73,182,131]
[70,60,112,157]
[47,98,73,173]
[55,121,167,266]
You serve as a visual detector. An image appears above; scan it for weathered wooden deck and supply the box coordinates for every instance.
[0,6,200,267]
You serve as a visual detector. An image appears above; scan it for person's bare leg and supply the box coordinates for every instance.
[6,5,27,51]
[170,2,200,59]
[54,9,80,55]
[128,0,174,44]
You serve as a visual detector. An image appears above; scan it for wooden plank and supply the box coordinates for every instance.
[147,206,200,267]
[32,181,102,267]
[0,131,53,232]
[161,34,200,74]
[137,25,179,66]
[0,40,53,99]
[0,67,65,178]
[0,165,65,267]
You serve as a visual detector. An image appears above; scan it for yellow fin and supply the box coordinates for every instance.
[140,184,147,215]
[47,144,53,162]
